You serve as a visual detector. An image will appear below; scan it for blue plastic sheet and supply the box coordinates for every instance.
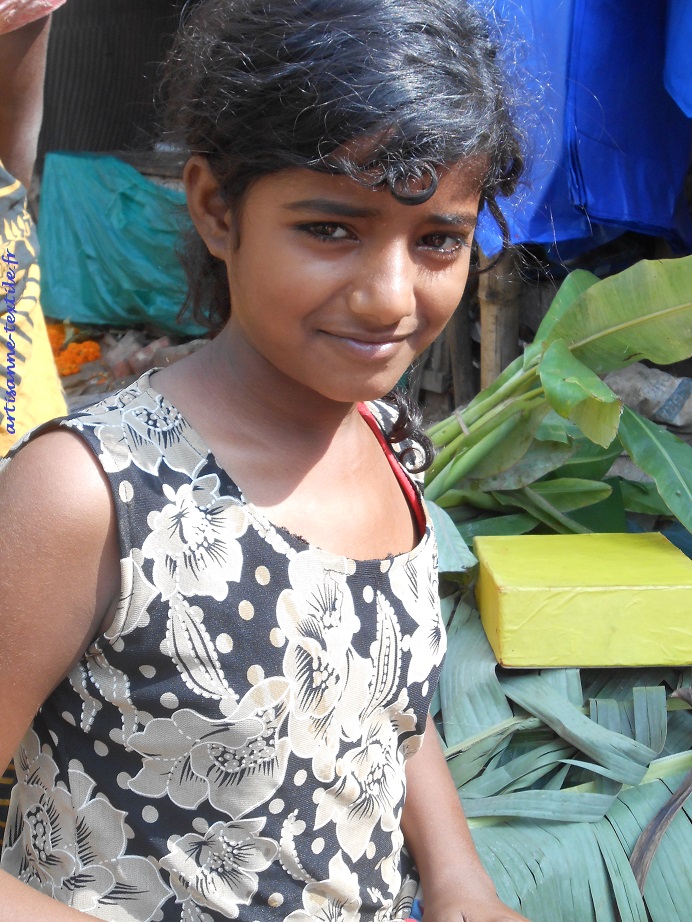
[39,153,204,335]
[476,0,692,258]
[665,0,692,117]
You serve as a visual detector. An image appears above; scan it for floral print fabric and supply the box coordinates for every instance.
[1,370,446,921]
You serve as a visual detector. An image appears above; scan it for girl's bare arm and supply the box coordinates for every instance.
[0,429,120,920]
[401,715,531,922]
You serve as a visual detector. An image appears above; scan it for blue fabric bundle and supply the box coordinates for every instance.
[476,0,692,258]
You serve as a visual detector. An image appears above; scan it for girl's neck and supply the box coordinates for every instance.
[164,330,363,448]
[148,329,419,559]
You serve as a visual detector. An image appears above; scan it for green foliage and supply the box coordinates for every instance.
[427,256,692,918]
[436,597,692,922]
[425,502,477,584]
[539,340,622,448]
[425,255,692,542]
[541,255,692,373]
[618,409,692,533]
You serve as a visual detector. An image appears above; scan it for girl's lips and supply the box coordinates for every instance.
[323,331,408,358]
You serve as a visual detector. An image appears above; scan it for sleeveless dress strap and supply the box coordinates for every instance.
[357,402,427,540]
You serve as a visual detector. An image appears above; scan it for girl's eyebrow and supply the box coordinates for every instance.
[284,198,379,218]
[432,212,478,229]
[284,198,478,228]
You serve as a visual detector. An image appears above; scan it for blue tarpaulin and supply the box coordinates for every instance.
[665,0,692,118]
[476,0,692,258]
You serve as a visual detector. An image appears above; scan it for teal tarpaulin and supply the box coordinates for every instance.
[39,152,205,335]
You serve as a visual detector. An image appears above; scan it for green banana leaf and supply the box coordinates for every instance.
[426,501,478,582]
[435,597,692,922]
[440,595,513,748]
[452,354,528,429]
[461,740,575,798]
[523,268,600,368]
[451,406,551,482]
[469,773,692,922]
[456,512,539,543]
[527,478,614,511]
[539,339,623,447]
[534,412,575,444]
[464,438,574,492]
[425,256,692,535]
[435,488,506,511]
[488,479,612,535]
[618,479,674,517]
[536,255,692,374]
[551,437,624,481]
[617,407,692,533]
[499,675,663,786]
[491,488,591,535]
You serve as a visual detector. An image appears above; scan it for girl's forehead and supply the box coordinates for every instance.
[253,158,487,209]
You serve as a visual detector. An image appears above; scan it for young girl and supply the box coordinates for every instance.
[0,1,530,920]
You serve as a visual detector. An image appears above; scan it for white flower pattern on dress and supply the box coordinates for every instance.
[1,375,445,922]
[314,702,416,862]
[65,387,209,478]
[166,595,240,707]
[143,474,249,601]
[128,680,291,819]
[284,851,361,922]
[388,554,444,687]
[2,731,170,921]
[106,556,159,642]
[162,818,278,919]
[277,552,372,783]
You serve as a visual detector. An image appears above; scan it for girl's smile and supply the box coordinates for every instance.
[188,157,483,408]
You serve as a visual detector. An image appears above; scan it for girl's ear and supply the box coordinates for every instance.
[183,155,233,260]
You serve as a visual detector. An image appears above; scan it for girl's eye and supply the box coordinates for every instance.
[420,232,468,254]
[301,223,352,241]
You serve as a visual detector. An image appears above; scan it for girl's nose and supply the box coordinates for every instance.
[348,243,416,325]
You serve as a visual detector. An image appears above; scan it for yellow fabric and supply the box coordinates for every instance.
[0,168,66,455]
[0,167,67,844]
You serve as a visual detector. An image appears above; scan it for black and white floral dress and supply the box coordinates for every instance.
[0,370,446,922]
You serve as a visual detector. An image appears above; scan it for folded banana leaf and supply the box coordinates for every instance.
[436,592,692,921]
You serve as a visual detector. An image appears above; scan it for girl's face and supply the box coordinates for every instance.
[191,158,483,406]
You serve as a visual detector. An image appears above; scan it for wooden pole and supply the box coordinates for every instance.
[478,247,521,389]
[445,277,477,406]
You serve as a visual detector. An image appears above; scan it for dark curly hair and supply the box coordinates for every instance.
[159,0,523,469]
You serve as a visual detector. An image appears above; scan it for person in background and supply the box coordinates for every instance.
[0,0,69,849]
[0,3,68,456]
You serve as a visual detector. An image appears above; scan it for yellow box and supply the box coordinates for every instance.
[473,533,692,668]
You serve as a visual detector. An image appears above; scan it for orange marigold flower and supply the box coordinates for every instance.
[73,340,101,363]
[46,323,66,354]
[55,339,101,376]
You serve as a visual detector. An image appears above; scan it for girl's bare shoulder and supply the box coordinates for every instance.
[0,427,117,551]
[0,428,120,769]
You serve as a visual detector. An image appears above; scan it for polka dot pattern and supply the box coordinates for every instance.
[216,632,233,653]
[239,600,254,620]
[8,378,444,922]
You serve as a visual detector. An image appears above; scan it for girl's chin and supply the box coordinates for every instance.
[317,378,410,405]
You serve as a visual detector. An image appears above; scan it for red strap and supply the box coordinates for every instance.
[357,402,427,540]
